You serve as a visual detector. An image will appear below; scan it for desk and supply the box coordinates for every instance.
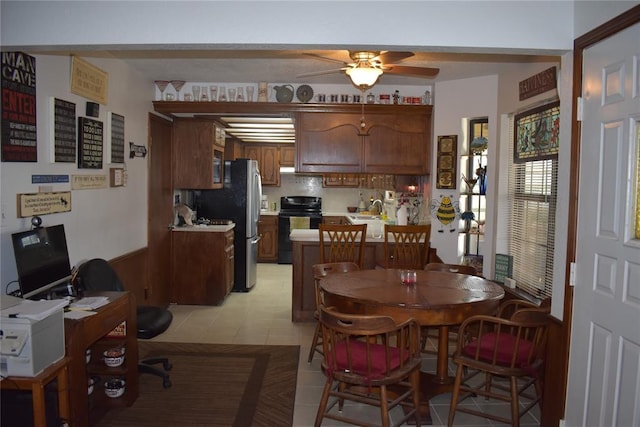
[320,269,504,422]
[64,291,138,427]
[0,356,71,427]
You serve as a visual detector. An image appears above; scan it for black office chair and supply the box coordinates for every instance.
[76,258,173,388]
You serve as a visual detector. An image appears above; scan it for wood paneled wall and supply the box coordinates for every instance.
[110,248,149,305]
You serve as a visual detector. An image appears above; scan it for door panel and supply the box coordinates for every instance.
[566,21,640,426]
[147,113,173,306]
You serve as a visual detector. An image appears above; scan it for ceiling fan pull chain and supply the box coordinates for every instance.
[360,89,366,129]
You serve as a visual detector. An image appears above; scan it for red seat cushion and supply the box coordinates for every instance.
[330,339,407,379]
[463,332,534,368]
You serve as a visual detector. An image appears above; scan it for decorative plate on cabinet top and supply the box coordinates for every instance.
[296,84,314,103]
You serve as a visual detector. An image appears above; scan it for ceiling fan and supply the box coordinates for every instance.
[297,50,439,89]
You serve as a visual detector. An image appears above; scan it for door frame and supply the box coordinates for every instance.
[562,3,640,421]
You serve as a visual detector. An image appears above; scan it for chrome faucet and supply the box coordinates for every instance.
[370,199,383,215]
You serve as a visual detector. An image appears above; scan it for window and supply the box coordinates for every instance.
[506,104,558,299]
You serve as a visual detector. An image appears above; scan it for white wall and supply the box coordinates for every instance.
[0,54,152,293]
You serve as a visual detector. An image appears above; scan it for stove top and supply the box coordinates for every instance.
[196,218,233,225]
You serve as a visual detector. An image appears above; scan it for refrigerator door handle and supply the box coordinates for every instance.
[251,236,262,244]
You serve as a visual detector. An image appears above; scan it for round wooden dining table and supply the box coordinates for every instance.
[320,268,505,423]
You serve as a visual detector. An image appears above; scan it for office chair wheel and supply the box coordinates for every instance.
[163,378,172,388]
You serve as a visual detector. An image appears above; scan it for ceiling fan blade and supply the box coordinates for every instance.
[375,51,415,64]
[296,67,348,78]
[303,52,349,66]
[384,65,440,78]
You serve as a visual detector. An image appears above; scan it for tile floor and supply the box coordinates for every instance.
[151,263,541,426]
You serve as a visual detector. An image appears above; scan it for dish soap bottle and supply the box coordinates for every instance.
[358,192,366,212]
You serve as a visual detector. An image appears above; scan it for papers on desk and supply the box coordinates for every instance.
[69,296,109,311]
[0,299,69,321]
[64,310,97,319]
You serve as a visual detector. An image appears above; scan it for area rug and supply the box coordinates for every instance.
[96,342,300,427]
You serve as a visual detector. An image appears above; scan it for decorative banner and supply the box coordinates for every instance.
[51,97,76,163]
[71,174,107,189]
[1,51,37,162]
[32,174,69,184]
[70,56,108,104]
[108,112,125,164]
[17,191,72,217]
[78,117,103,169]
[429,195,460,233]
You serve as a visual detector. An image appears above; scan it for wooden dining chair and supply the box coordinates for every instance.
[383,224,431,269]
[319,223,367,269]
[424,262,477,276]
[421,262,479,354]
[315,305,423,427]
[448,301,550,427]
[307,262,360,363]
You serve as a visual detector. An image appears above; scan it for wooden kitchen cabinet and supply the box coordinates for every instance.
[173,119,225,189]
[258,215,278,262]
[322,173,364,187]
[297,106,431,175]
[171,229,234,305]
[280,145,295,167]
[245,144,281,186]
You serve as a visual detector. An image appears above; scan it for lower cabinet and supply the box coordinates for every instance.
[171,229,234,305]
[322,215,348,225]
[258,215,278,262]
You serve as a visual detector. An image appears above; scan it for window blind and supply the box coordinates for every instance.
[507,115,557,298]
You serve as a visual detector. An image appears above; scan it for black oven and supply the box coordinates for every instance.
[278,196,322,264]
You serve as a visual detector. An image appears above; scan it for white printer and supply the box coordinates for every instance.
[0,299,65,377]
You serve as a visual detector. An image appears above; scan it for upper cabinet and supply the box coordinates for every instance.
[244,144,281,186]
[173,118,225,189]
[280,145,295,167]
[297,105,432,175]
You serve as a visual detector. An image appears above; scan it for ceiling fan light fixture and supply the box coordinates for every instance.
[346,65,382,89]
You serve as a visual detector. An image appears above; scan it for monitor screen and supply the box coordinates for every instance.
[11,224,72,299]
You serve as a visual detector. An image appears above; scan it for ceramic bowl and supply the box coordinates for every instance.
[347,206,358,213]
[88,376,100,395]
[85,349,91,364]
[104,378,125,398]
[103,347,125,367]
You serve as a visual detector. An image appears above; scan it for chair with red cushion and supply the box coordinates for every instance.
[307,262,360,363]
[315,306,423,427]
[447,301,550,427]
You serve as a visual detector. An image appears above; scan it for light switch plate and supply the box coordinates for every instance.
[504,277,516,289]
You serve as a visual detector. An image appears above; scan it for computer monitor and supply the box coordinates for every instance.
[11,224,72,299]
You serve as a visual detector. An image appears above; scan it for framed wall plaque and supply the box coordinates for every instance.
[78,117,103,169]
[436,135,457,189]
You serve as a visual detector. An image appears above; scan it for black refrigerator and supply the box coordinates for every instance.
[198,159,262,292]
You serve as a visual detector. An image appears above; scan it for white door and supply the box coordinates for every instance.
[565,22,640,426]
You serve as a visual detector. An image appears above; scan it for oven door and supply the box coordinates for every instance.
[277,214,322,264]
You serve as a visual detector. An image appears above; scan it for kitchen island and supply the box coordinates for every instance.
[290,226,440,322]
[171,223,235,305]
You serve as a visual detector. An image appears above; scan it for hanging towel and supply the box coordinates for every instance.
[290,216,310,230]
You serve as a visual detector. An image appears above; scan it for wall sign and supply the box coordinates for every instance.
[1,51,37,162]
[17,191,71,217]
[494,254,513,284]
[71,174,107,190]
[70,56,108,104]
[519,66,557,101]
[51,97,76,163]
[78,117,103,169]
[32,174,69,184]
[108,112,125,164]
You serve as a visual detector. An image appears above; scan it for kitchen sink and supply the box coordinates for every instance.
[346,215,385,237]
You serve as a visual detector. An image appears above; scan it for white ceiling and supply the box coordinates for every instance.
[54,48,560,86]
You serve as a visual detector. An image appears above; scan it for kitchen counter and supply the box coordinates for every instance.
[259,210,279,216]
[172,224,235,232]
[290,228,385,243]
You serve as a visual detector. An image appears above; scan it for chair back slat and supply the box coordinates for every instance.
[319,224,367,268]
[384,224,431,269]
